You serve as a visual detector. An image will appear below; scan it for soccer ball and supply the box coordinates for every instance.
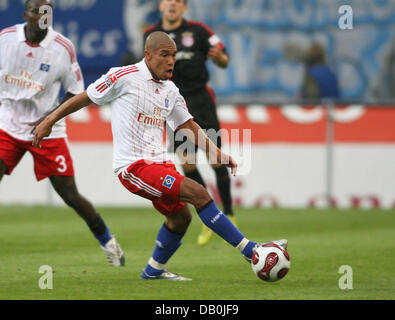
[251,243,291,282]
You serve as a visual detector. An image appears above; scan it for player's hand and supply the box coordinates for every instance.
[25,116,47,134]
[226,155,238,176]
[215,152,238,176]
[32,118,53,149]
[208,44,228,68]
[208,44,223,61]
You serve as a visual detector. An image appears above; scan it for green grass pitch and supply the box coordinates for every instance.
[0,205,394,300]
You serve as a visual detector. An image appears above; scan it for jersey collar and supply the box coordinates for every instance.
[158,18,188,32]
[17,23,56,48]
[138,58,165,84]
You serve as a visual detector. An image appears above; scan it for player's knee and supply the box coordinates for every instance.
[181,162,197,173]
[191,182,211,208]
[166,207,192,233]
[180,177,211,208]
[58,188,81,208]
[182,209,192,226]
[177,213,192,232]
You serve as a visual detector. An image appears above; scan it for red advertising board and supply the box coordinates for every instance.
[66,105,395,143]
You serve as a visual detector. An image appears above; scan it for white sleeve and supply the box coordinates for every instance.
[86,68,124,106]
[61,61,84,95]
[167,93,193,131]
[60,42,84,94]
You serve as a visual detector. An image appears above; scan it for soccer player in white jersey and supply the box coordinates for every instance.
[33,31,287,280]
[0,0,125,266]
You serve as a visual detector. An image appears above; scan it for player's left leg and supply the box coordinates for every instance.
[49,175,125,266]
[180,177,256,260]
[203,86,235,217]
[211,164,234,217]
[176,148,214,246]
[205,107,236,220]
[181,179,287,262]
[210,164,238,234]
[195,120,237,246]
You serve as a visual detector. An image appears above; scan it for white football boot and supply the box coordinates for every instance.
[245,239,288,262]
[101,237,125,266]
[266,239,288,250]
[141,269,192,281]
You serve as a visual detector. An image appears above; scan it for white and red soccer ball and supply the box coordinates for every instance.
[251,243,291,282]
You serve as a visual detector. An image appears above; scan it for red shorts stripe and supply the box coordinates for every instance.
[118,159,185,216]
[121,171,162,197]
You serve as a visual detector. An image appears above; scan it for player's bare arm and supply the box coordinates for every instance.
[208,44,229,68]
[177,119,237,175]
[32,91,92,148]
[28,92,75,132]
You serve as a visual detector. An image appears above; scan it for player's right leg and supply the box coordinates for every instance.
[141,206,193,281]
[49,175,125,266]
[0,129,28,182]
[0,158,7,181]
[28,137,125,266]
[118,160,194,280]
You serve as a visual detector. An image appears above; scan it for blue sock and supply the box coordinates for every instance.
[197,200,255,252]
[95,227,112,246]
[241,240,256,260]
[142,224,184,278]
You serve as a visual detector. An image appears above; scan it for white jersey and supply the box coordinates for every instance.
[0,23,84,141]
[87,59,193,175]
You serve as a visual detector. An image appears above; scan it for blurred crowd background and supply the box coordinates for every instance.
[2,0,395,104]
[2,0,395,208]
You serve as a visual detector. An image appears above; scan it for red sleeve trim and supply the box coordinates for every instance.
[115,66,139,78]
[0,26,17,37]
[95,67,139,93]
[143,25,156,35]
[205,85,216,104]
[187,21,214,36]
[218,42,226,51]
[75,69,82,81]
[54,35,77,64]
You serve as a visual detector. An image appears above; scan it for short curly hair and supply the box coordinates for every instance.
[25,0,53,10]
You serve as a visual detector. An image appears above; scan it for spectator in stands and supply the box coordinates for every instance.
[300,43,340,101]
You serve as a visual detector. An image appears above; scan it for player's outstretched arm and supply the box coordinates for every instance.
[177,119,237,175]
[208,44,229,68]
[32,91,92,148]
[28,92,76,132]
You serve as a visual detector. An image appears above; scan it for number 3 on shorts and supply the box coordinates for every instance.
[56,155,67,173]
